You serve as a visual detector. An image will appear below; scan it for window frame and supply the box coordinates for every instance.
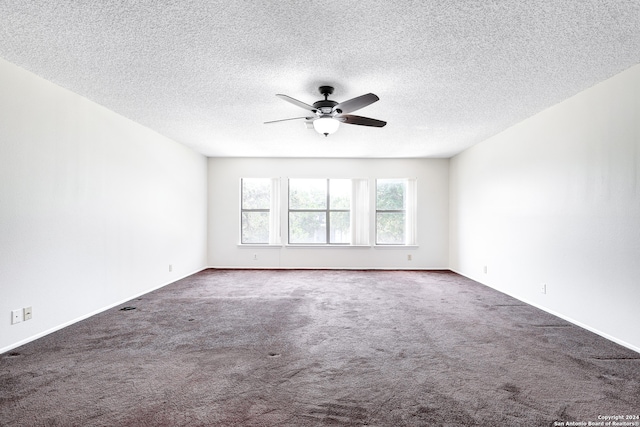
[375,178,407,245]
[240,178,271,245]
[287,178,351,245]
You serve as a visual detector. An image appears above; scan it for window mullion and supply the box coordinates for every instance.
[326,179,331,244]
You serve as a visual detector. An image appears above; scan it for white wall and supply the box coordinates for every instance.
[0,58,208,352]
[450,64,640,351]
[4,53,637,355]
[208,157,449,269]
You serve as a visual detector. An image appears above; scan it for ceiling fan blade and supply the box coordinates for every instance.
[338,115,387,127]
[264,116,313,124]
[333,93,379,114]
[276,94,317,112]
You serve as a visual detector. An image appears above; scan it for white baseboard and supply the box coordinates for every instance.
[10,267,634,356]
[206,265,449,270]
[450,268,640,355]
[0,267,207,355]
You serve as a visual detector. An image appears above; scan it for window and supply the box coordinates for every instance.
[239,177,415,246]
[240,178,280,244]
[288,179,351,244]
[376,178,417,245]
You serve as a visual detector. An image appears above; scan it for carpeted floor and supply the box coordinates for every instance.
[1,269,639,426]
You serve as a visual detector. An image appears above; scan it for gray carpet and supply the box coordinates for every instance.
[1,269,639,426]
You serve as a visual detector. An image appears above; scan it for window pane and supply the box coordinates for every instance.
[330,179,351,210]
[289,211,326,244]
[376,179,405,210]
[242,178,270,209]
[290,179,327,210]
[330,211,350,243]
[377,212,405,244]
[241,212,269,244]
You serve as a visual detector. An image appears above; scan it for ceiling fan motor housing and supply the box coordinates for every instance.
[313,99,338,115]
[314,86,340,115]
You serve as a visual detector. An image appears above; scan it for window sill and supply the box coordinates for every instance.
[373,245,419,249]
[237,244,419,249]
[284,245,372,249]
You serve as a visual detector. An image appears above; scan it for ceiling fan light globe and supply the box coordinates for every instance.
[313,117,339,136]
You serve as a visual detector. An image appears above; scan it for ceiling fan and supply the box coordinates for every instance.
[264,86,386,136]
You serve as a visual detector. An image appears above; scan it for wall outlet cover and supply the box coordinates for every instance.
[23,306,33,321]
[11,309,22,324]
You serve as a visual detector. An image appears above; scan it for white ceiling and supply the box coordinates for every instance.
[1,1,639,158]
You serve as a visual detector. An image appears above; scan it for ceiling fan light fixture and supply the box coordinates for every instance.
[313,117,339,136]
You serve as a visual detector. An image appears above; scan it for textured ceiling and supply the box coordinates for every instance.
[1,1,639,158]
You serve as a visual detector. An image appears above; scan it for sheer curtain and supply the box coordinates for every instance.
[405,178,417,245]
[351,179,370,245]
[269,178,281,244]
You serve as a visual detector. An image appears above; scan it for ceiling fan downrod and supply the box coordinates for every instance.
[318,85,334,100]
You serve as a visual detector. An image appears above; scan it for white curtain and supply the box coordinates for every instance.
[405,178,417,245]
[269,178,281,244]
[351,179,370,245]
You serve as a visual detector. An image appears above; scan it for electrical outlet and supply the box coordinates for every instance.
[541,283,547,294]
[483,265,488,274]
[407,254,412,261]
[169,264,173,272]
[253,253,258,261]
[11,309,22,324]
[23,306,32,321]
